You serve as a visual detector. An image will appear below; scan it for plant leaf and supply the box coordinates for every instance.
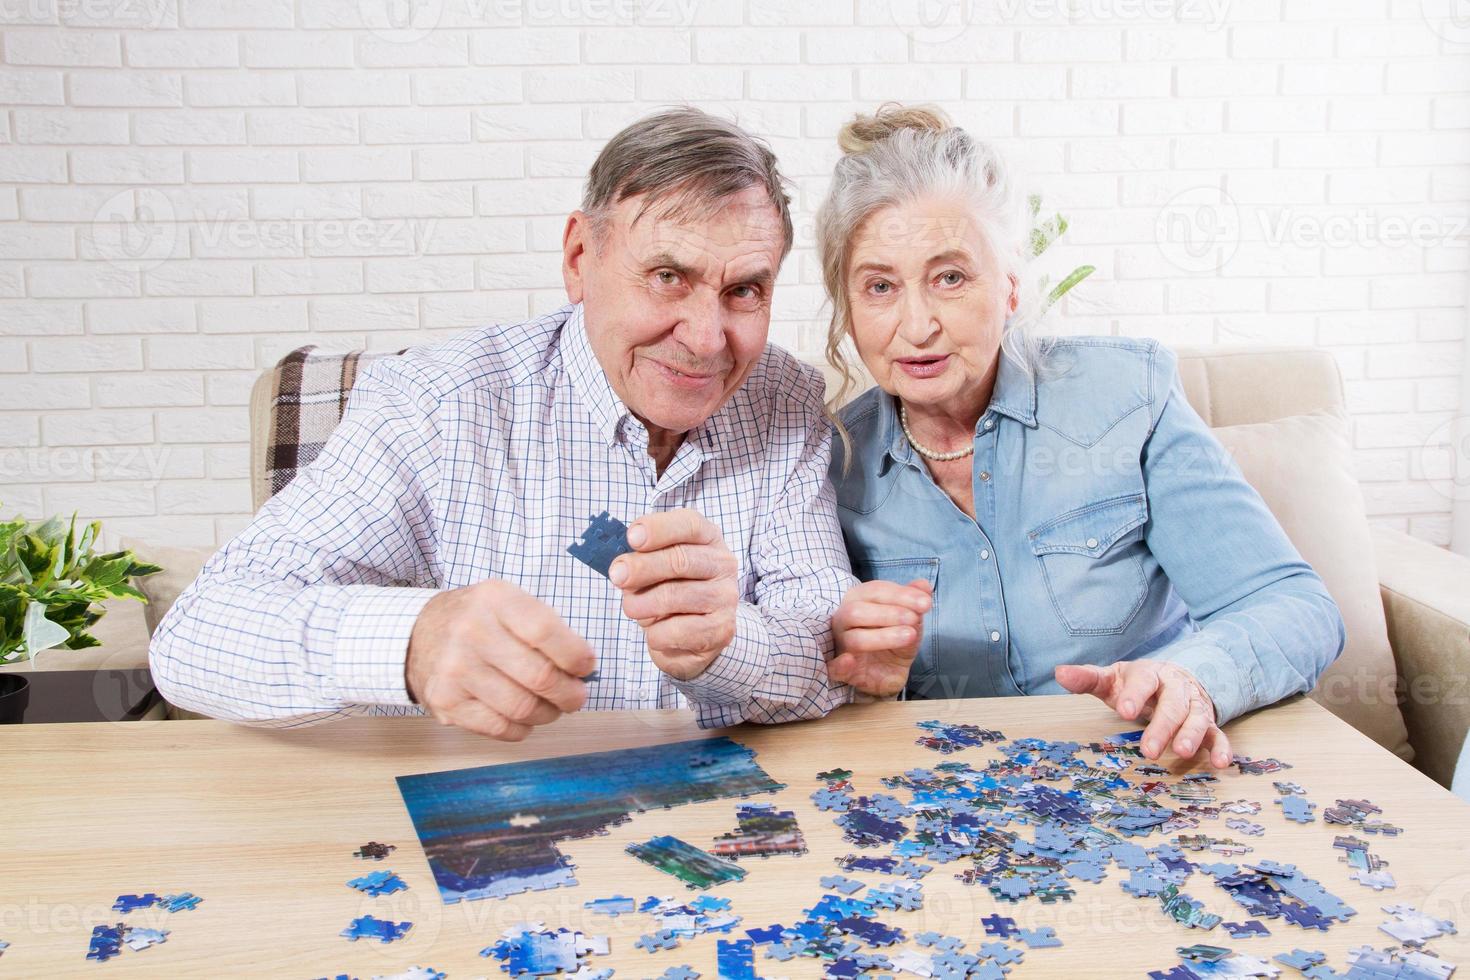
[22,601,70,657]
[1043,265,1096,311]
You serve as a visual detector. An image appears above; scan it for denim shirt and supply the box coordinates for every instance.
[829,336,1345,724]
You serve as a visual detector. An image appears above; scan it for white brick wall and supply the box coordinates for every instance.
[1,1,1468,551]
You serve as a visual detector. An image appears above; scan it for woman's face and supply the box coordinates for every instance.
[845,194,1018,415]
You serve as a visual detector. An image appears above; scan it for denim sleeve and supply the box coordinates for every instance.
[1137,358,1345,725]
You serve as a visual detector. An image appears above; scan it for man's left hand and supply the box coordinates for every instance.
[1054,660,1232,768]
[610,508,739,681]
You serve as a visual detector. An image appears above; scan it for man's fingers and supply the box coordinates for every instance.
[627,508,720,551]
[480,642,587,715]
[612,544,729,591]
[496,595,596,676]
[643,613,733,659]
[443,698,532,742]
[460,663,564,727]
[838,625,918,654]
[837,600,922,631]
[621,578,730,623]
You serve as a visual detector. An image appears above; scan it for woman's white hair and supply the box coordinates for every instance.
[815,103,1050,418]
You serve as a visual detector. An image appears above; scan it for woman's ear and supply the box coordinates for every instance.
[1007,271,1020,315]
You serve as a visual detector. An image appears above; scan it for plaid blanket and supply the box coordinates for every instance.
[266,345,408,499]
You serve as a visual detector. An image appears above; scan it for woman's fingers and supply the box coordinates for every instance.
[838,600,921,630]
[838,625,918,653]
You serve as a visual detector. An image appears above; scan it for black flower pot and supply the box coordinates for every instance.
[0,673,30,724]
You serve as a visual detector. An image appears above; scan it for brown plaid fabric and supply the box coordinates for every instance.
[265,345,408,500]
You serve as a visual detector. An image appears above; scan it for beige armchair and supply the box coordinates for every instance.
[124,342,1470,788]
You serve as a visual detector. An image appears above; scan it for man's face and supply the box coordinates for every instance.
[562,185,785,436]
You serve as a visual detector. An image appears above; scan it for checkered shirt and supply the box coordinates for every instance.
[149,303,856,729]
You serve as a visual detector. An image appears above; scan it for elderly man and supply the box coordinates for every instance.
[150,107,855,737]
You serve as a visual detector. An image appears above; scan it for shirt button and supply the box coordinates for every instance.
[979,471,991,482]
[983,418,994,430]
[1086,537,1098,548]
[989,630,1001,642]
[980,549,990,560]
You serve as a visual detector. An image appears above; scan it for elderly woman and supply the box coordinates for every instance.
[820,105,1344,768]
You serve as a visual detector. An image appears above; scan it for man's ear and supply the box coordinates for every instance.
[563,210,590,304]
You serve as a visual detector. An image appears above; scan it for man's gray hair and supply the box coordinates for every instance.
[581,106,794,259]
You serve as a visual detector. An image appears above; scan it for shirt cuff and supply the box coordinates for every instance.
[1163,636,1256,726]
[332,586,438,706]
[669,602,773,710]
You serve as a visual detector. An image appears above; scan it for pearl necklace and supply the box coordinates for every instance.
[899,403,975,462]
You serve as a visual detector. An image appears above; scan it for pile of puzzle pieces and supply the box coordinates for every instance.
[482,922,612,979]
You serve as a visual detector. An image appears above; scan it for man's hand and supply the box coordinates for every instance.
[828,579,932,697]
[609,508,739,681]
[1054,660,1232,768]
[405,579,595,741]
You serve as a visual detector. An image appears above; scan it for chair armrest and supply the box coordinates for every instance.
[1371,525,1470,788]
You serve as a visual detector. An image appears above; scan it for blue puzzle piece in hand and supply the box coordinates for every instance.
[567,511,633,578]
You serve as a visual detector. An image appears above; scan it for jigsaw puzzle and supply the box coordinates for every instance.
[626,836,749,890]
[395,736,783,903]
[567,511,634,578]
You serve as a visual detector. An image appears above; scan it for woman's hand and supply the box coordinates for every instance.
[829,579,934,697]
[1054,660,1232,768]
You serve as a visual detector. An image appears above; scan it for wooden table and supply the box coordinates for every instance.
[5,696,1469,978]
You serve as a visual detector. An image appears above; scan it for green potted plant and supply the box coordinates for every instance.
[0,510,161,721]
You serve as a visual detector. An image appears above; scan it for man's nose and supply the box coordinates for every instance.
[675,293,728,361]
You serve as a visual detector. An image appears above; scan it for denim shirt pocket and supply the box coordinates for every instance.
[1027,492,1149,636]
[850,557,940,676]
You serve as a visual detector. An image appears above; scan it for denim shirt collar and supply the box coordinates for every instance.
[879,349,1038,470]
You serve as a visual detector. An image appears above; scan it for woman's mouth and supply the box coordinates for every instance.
[896,354,951,379]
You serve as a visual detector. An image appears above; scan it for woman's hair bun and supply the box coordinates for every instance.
[837,103,953,155]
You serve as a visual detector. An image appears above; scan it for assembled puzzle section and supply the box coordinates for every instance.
[394,736,784,904]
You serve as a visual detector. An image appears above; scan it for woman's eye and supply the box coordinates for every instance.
[938,271,964,286]
[869,280,891,295]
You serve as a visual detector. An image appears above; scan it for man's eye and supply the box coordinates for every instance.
[655,270,679,286]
